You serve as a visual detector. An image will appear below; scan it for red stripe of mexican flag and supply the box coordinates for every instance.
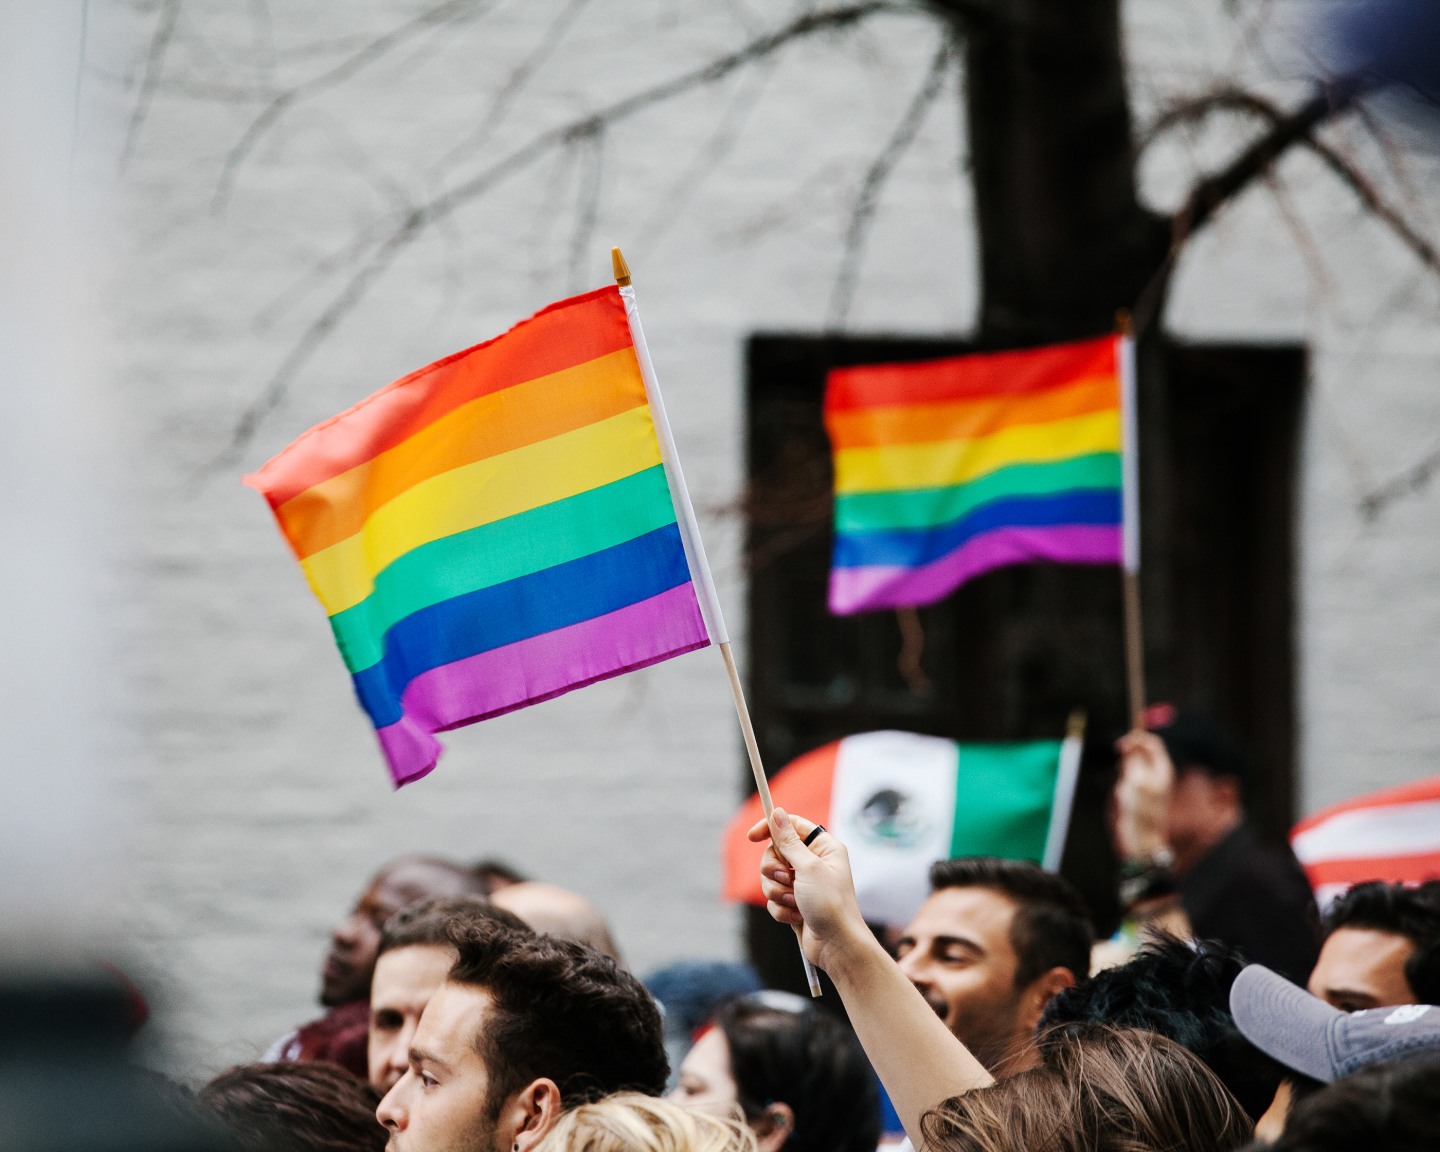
[722,730,1079,926]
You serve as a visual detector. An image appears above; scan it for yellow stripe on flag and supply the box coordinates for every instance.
[279,348,648,560]
[834,409,1122,496]
[301,404,664,615]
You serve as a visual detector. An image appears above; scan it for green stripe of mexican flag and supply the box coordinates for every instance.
[724,729,1082,926]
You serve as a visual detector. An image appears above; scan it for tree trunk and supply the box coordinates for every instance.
[945,0,1170,343]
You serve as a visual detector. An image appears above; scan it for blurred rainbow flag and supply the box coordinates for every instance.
[246,286,710,786]
[826,335,1136,615]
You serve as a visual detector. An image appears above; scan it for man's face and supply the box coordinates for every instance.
[1164,768,1239,867]
[1307,927,1417,1012]
[369,944,456,1093]
[895,886,1030,1073]
[377,983,502,1152]
[323,862,464,1006]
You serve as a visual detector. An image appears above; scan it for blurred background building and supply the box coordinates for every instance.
[70,0,1440,1073]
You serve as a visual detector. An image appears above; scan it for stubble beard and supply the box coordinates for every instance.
[948,992,1030,1077]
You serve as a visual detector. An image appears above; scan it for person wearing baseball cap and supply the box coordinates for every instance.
[1229,961,1440,1144]
[1230,962,1440,1084]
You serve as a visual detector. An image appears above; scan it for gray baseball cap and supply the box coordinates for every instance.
[1230,963,1440,1083]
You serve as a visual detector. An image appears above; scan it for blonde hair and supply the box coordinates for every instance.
[922,1025,1253,1152]
[537,1095,758,1152]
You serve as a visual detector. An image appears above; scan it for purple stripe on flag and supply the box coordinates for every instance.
[373,583,710,786]
[376,720,445,788]
[828,524,1122,615]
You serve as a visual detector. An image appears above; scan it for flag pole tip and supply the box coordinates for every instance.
[1114,308,1132,336]
[611,247,632,287]
[1066,709,1087,740]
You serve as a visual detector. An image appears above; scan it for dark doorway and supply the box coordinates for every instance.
[741,332,1304,993]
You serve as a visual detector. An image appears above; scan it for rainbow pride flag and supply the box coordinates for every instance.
[246,286,711,786]
[826,335,1133,615]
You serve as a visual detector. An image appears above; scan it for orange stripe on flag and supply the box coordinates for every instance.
[1301,852,1440,889]
[826,373,1119,451]
[276,347,648,560]
[722,742,838,906]
[826,335,1118,412]
[250,286,634,508]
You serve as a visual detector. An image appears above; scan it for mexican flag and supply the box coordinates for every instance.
[722,729,1082,926]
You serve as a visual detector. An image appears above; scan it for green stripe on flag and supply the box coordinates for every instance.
[329,465,678,673]
[835,454,1122,534]
[949,741,1064,863]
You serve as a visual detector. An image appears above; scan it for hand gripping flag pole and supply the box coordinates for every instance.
[613,248,823,998]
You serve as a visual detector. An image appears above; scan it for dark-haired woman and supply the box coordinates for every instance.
[670,993,881,1152]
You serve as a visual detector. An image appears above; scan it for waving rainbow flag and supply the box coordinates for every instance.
[826,335,1135,615]
[246,286,711,785]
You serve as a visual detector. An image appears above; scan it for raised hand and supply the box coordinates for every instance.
[748,808,867,973]
[1113,729,1176,861]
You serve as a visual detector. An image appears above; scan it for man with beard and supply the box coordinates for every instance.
[269,856,488,1077]
[895,857,1093,1078]
[377,913,667,1152]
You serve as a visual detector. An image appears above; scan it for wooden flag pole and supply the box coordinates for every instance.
[1122,572,1146,731]
[1116,311,1146,731]
[613,248,822,997]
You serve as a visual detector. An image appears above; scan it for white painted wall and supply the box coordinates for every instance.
[84,0,1439,1075]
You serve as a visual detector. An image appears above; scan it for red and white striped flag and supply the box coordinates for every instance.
[1290,776,1440,907]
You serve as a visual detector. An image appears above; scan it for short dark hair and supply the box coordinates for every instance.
[1152,710,1249,790]
[443,916,668,1111]
[1323,881,1440,1003]
[471,858,528,894]
[1039,935,1285,1123]
[713,997,880,1152]
[929,857,1093,986]
[198,1063,384,1152]
[1268,1055,1440,1152]
[376,895,530,960]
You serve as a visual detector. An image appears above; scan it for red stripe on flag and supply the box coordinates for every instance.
[249,286,633,508]
[1300,852,1440,890]
[722,742,839,906]
[824,336,1117,412]
[1292,775,1440,837]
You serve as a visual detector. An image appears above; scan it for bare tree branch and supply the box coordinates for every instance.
[215,212,426,470]
[1302,135,1440,275]
[1132,77,1376,333]
[120,0,183,170]
[634,57,778,254]
[216,2,911,464]
[427,0,595,179]
[1170,77,1368,245]
[567,127,606,294]
[1139,86,1282,153]
[212,0,491,213]
[1352,102,1437,233]
[1361,442,1440,521]
[1263,169,1337,301]
[1144,82,1440,277]
[826,32,955,329]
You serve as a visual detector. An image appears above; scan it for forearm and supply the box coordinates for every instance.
[825,922,993,1146]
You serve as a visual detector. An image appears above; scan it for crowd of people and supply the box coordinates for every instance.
[139,712,1440,1151]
